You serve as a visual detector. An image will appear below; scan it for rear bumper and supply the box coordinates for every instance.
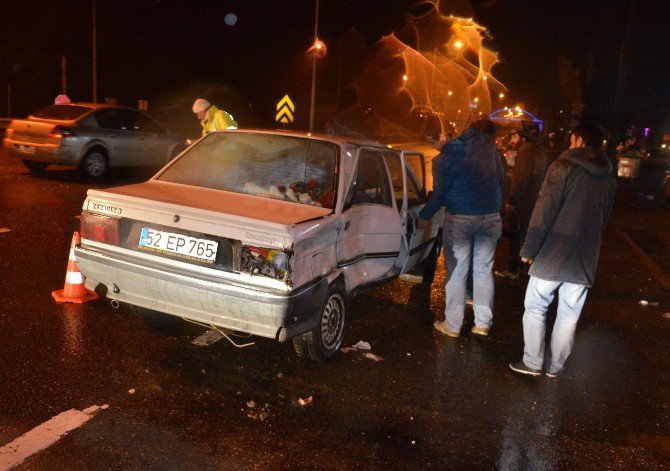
[74,245,327,341]
[3,138,77,165]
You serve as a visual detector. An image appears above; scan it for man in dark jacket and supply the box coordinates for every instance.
[419,119,505,338]
[509,124,616,377]
[496,129,549,279]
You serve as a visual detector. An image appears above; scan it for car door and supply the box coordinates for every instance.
[131,111,173,166]
[335,147,402,288]
[94,109,145,166]
[381,151,433,274]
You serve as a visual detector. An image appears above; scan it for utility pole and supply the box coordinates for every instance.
[608,0,636,159]
[92,0,97,103]
[61,55,67,95]
[308,0,320,133]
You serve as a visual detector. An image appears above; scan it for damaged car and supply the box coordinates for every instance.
[74,130,443,361]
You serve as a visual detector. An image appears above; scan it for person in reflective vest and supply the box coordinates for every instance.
[192,98,238,136]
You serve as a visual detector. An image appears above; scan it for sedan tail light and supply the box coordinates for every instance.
[49,125,75,139]
[80,212,120,246]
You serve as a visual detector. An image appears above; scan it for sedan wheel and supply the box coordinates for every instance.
[293,284,347,362]
[80,150,107,178]
[22,160,49,174]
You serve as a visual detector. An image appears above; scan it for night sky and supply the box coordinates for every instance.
[2,0,669,137]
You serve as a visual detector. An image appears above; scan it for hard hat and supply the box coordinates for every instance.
[192,98,211,113]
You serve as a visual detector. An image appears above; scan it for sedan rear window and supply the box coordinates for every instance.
[31,105,91,120]
[157,133,337,209]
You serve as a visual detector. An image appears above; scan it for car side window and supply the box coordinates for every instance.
[382,151,404,211]
[405,167,424,207]
[132,111,163,133]
[345,149,392,207]
[95,109,123,130]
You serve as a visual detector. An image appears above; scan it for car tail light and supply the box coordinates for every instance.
[80,212,120,246]
[49,125,75,139]
[240,245,291,282]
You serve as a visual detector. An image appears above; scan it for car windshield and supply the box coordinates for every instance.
[157,132,338,209]
[31,105,91,120]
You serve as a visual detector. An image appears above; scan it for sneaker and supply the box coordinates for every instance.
[471,326,489,337]
[433,321,460,338]
[545,370,563,378]
[494,270,520,280]
[465,296,473,306]
[509,361,542,377]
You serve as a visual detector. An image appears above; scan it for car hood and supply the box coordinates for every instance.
[91,180,333,226]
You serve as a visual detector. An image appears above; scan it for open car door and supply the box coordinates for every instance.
[385,152,436,275]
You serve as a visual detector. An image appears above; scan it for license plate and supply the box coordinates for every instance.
[139,227,218,263]
[15,144,36,155]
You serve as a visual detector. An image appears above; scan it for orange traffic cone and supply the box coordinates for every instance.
[52,231,99,303]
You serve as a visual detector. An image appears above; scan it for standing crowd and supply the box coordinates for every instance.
[419,119,617,378]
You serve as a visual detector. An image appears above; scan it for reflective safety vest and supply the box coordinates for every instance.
[201,105,238,136]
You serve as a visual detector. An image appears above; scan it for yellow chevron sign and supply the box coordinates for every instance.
[275,94,295,124]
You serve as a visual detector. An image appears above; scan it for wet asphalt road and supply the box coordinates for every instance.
[0,151,668,470]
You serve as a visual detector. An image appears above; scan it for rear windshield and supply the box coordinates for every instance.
[31,105,91,120]
[157,132,338,209]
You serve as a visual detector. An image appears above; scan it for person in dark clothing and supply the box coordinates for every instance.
[496,130,549,279]
[509,124,616,377]
[419,119,505,338]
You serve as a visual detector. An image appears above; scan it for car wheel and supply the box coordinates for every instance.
[22,160,49,174]
[80,149,107,178]
[293,283,347,362]
[422,232,442,286]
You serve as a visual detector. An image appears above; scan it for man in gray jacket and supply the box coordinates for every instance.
[509,124,616,377]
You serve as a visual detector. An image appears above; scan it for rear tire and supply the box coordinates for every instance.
[80,149,108,179]
[22,160,48,174]
[292,284,347,362]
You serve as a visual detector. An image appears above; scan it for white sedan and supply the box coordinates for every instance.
[75,129,443,361]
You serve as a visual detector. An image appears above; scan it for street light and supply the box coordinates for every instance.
[308,0,323,133]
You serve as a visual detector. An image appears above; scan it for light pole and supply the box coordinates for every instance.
[92,0,97,103]
[308,0,320,133]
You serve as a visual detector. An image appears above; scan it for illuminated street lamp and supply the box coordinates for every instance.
[402,74,408,82]
[473,97,479,103]
[498,92,505,99]
[308,0,325,133]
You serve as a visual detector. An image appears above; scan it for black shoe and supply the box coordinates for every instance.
[509,361,542,377]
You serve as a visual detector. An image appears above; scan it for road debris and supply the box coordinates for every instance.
[191,329,225,346]
[298,396,313,407]
[128,389,136,395]
[639,300,659,307]
[364,352,384,362]
[352,340,371,351]
[245,401,271,421]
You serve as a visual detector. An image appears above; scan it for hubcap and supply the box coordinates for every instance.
[320,294,344,350]
[86,154,105,176]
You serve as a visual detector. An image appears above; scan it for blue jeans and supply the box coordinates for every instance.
[441,212,501,332]
[522,276,588,373]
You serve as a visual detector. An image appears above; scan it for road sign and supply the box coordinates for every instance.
[276,95,295,124]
